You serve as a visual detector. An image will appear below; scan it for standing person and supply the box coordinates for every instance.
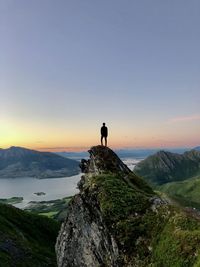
[101,123,108,146]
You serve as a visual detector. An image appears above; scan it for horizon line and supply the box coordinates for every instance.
[0,144,194,153]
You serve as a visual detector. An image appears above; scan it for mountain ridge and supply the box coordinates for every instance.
[134,149,200,186]
[0,146,80,178]
[55,145,200,266]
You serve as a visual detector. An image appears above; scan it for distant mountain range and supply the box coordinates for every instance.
[0,146,80,178]
[134,149,200,186]
[55,147,191,160]
[56,151,89,161]
[194,146,200,151]
[115,147,191,158]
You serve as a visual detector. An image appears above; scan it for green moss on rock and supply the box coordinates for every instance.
[152,210,200,267]
[84,172,200,266]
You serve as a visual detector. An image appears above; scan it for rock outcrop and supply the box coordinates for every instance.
[56,146,200,267]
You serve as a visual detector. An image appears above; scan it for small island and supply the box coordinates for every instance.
[34,192,46,196]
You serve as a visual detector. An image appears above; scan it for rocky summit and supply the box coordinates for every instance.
[56,145,200,267]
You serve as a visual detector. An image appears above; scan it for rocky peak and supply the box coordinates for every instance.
[55,146,200,266]
[155,150,181,161]
[55,146,166,267]
[80,145,131,175]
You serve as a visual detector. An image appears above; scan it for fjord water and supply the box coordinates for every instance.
[0,174,81,208]
[0,158,143,209]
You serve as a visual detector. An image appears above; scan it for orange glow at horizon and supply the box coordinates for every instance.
[0,117,199,152]
[1,135,199,152]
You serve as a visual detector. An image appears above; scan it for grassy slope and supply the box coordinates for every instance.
[152,209,200,267]
[86,173,200,266]
[158,175,200,209]
[24,196,72,221]
[0,203,60,267]
[134,150,200,211]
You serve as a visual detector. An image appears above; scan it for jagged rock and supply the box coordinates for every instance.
[56,193,120,267]
[149,196,169,212]
[56,146,155,266]
[79,159,89,173]
[80,146,131,175]
[56,146,200,267]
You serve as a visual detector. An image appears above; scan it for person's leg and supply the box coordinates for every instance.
[101,136,103,145]
[105,137,107,147]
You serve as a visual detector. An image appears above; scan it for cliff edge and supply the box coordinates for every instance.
[56,146,200,267]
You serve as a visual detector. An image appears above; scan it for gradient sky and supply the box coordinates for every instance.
[0,0,200,151]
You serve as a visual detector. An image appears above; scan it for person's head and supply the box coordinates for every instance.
[103,123,106,126]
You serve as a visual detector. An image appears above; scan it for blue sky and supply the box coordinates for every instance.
[0,0,200,150]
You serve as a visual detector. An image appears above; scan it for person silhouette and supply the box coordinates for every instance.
[101,123,108,146]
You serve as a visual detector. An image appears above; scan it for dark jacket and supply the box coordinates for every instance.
[101,126,108,137]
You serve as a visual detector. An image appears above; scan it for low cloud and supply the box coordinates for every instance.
[168,114,200,123]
